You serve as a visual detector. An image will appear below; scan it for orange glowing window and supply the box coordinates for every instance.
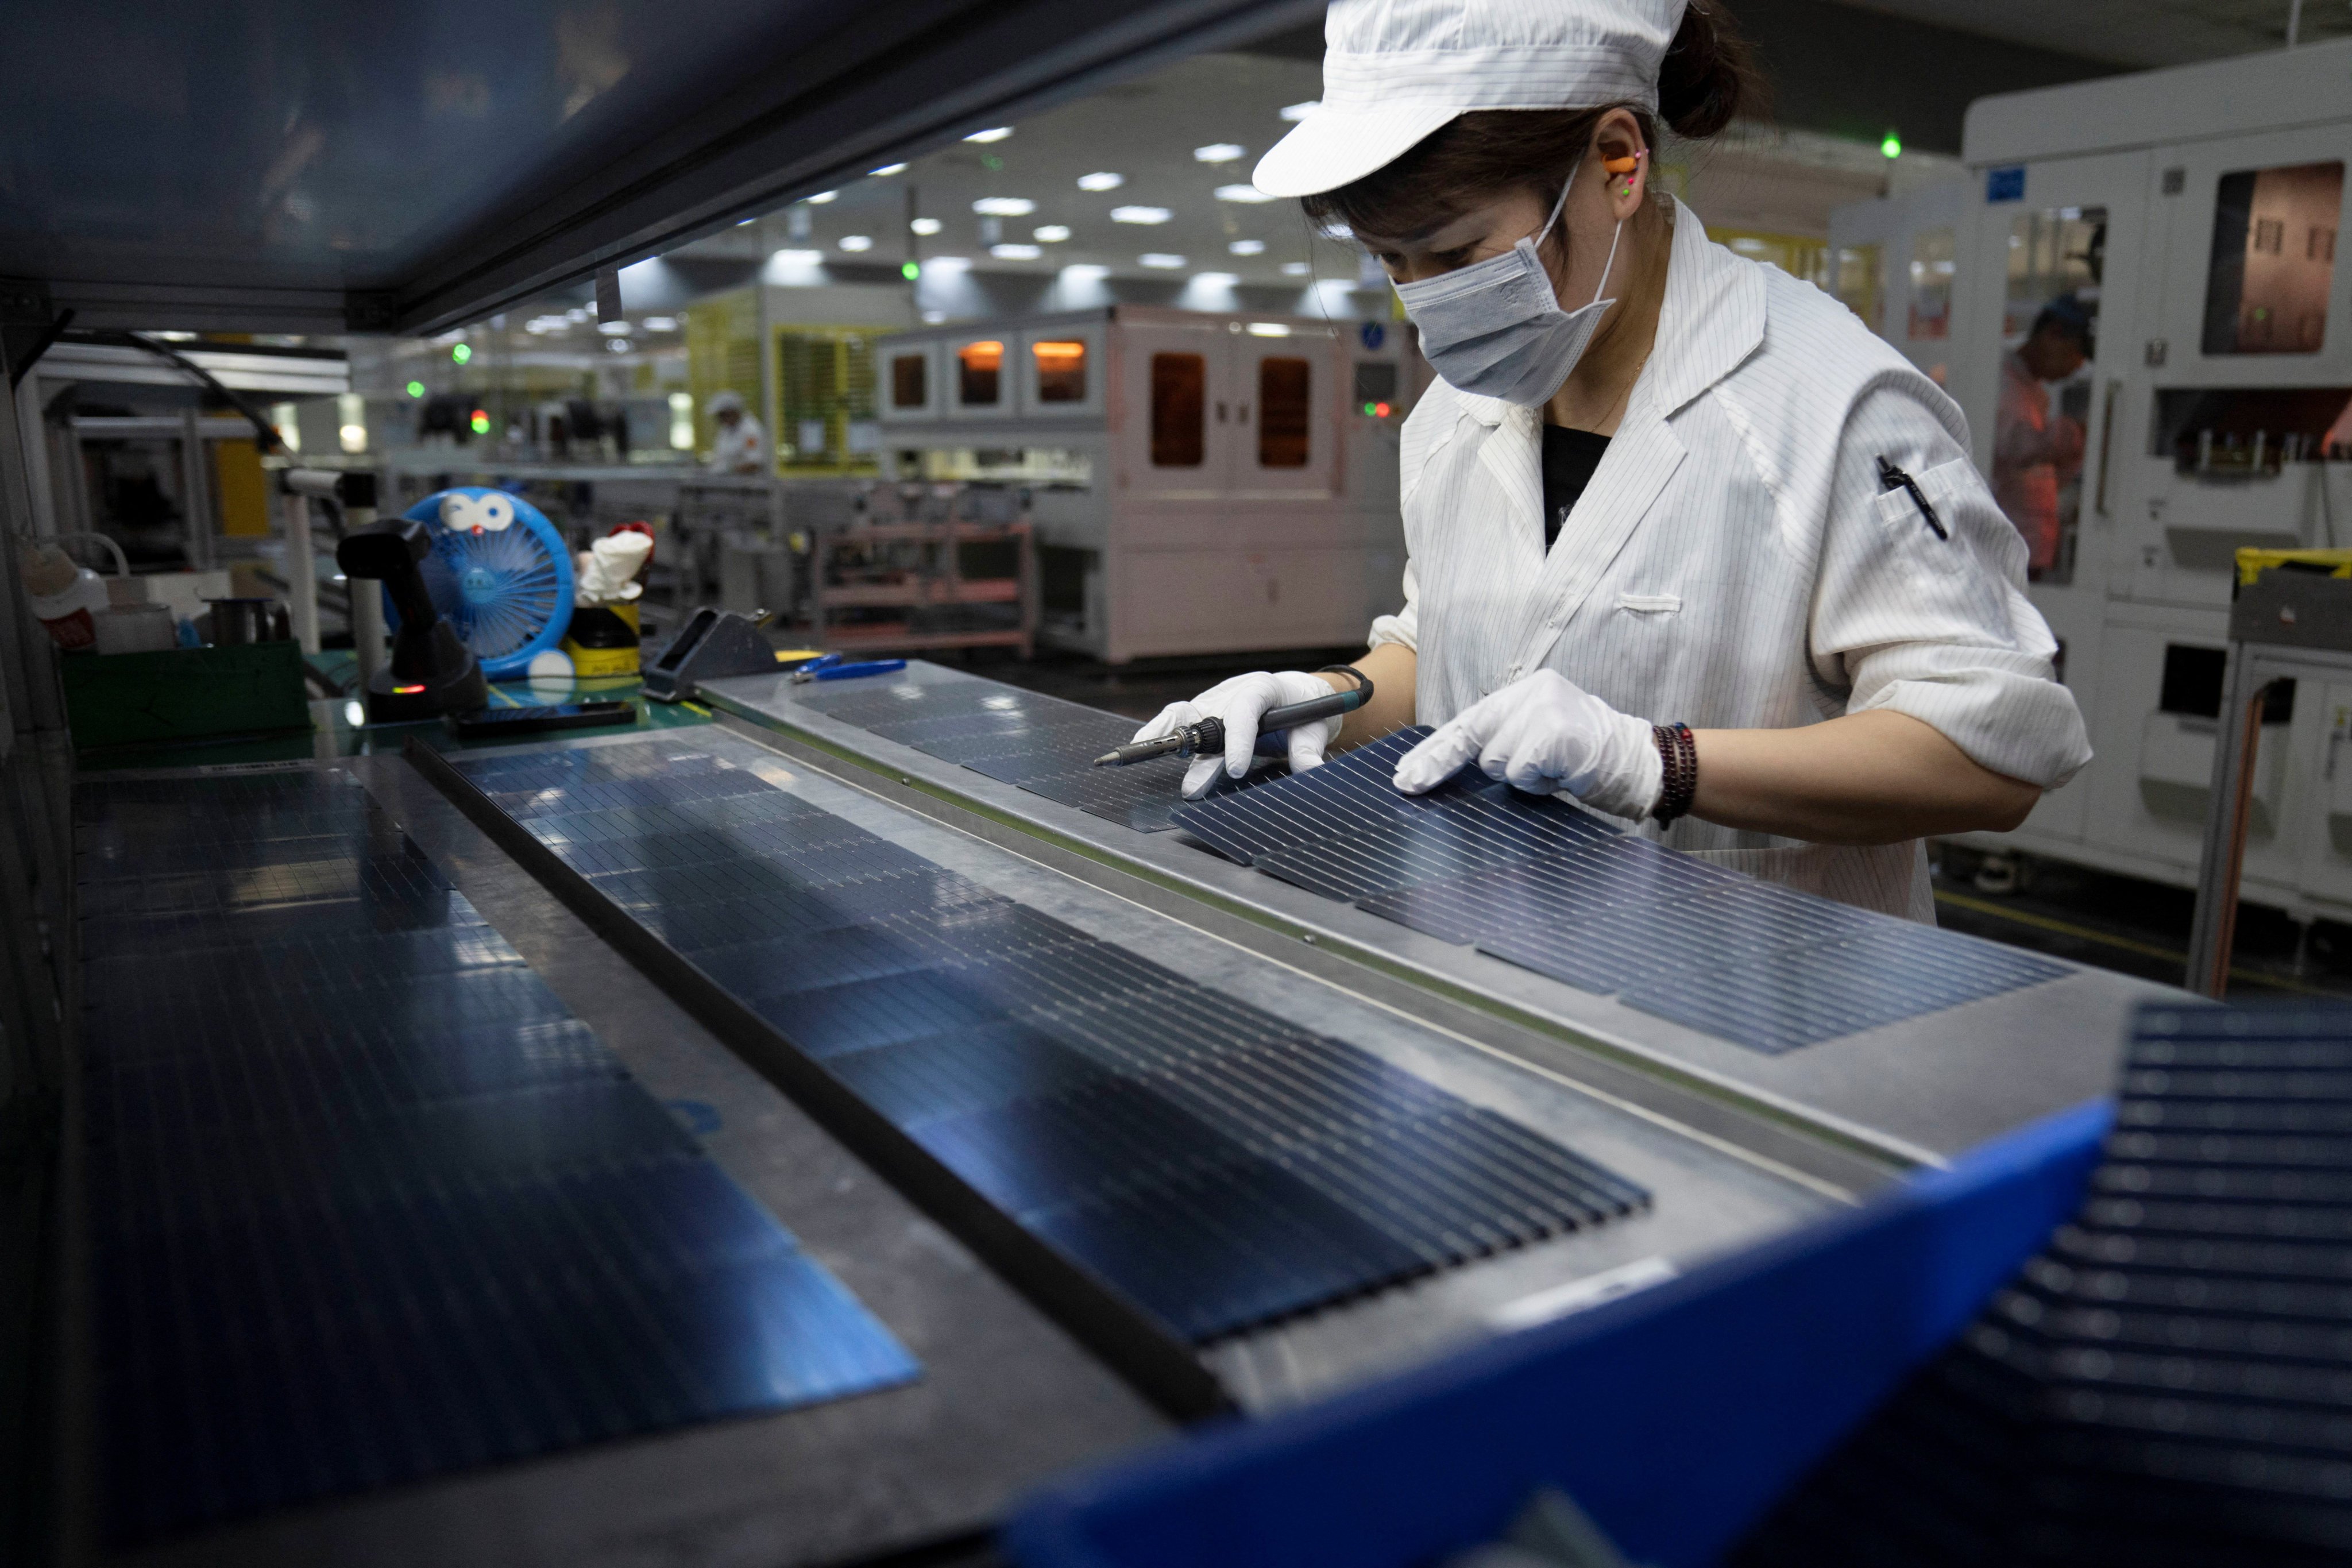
[1032,339,1087,403]
[958,340,1004,404]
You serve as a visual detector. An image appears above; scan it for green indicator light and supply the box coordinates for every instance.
[901,260,920,280]
[1363,401,1377,415]
[405,380,425,398]
[1879,130,1902,160]
[469,410,491,435]
[451,342,472,364]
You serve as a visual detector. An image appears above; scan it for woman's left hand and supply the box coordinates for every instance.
[1392,669,1663,819]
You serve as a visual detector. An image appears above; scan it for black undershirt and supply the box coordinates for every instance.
[1540,424,1612,552]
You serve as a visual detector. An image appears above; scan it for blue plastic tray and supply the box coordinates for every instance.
[1005,1099,2112,1568]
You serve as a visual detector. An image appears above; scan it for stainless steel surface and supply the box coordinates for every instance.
[704,662,2180,1176]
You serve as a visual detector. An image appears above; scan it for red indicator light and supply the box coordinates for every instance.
[392,683,426,694]
[1374,401,1392,418]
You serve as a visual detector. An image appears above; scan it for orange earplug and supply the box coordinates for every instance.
[1602,149,1646,195]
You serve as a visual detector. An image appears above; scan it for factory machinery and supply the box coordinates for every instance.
[1836,41,2352,926]
[38,654,2173,1565]
[872,305,1424,663]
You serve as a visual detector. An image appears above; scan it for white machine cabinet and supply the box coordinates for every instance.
[1911,42,2352,925]
[873,304,1422,663]
[1827,177,1969,385]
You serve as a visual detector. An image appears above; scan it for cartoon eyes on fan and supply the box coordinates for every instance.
[439,492,515,533]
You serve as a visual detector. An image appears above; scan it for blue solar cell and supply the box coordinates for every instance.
[77,772,917,1547]
[1171,728,1438,863]
[451,738,1652,1345]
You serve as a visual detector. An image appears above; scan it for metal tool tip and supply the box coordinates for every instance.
[1091,750,1121,767]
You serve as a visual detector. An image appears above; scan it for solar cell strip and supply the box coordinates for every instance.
[446,738,1650,1347]
[78,771,916,1546]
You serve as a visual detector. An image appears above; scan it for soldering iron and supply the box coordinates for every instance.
[1092,672,1373,767]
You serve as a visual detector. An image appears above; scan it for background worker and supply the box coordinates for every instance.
[706,390,768,475]
[1991,297,2093,574]
[1131,0,2091,922]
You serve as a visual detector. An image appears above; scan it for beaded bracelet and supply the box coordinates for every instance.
[1651,722,1697,825]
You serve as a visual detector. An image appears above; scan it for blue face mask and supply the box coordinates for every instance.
[1393,163,1623,407]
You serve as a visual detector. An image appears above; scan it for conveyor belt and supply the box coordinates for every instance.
[439,739,1651,1349]
[76,769,917,1547]
[1735,1001,2352,1565]
[1174,734,2068,1055]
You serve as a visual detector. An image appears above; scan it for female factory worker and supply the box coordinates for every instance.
[1133,0,2090,921]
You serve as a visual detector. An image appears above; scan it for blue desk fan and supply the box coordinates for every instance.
[390,488,574,678]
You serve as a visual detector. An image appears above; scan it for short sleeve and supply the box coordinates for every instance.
[1811,380,2092,789]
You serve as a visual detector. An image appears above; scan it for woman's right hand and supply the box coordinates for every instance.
[1132,670,1342,799]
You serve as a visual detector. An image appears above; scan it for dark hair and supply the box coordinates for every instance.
[2030,296,2094,351]
[1301,1,1762,242]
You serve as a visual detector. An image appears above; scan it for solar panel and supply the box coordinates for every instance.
[1172,731,2068,1055]
[78,770,917,1547]
[776,671,1280,831]
[450,739,1650,1345]
[1733,1002,2352,1565]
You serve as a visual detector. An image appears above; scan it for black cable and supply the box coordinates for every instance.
[7,307,75,390]
[73,330,291,455]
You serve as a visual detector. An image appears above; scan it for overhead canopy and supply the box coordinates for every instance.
[0,0,1315,336]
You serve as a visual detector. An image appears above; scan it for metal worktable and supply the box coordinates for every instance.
[701,661,2184,1194]
[72,715,1839,1566]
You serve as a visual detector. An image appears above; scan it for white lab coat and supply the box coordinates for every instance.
[709,413,768,474]
[1369,200,2091,920]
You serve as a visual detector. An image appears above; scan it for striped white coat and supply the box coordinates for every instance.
[1368,199,2091,920]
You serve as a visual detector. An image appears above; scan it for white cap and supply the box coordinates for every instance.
[707,391,745,415]
[1253,0,1687,199]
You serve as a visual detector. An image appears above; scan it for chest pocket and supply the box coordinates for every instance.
[1616,592,1682,615]
[1871,457,1973,576]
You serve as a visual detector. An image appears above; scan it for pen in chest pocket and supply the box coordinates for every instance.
[1875,456,1948,541]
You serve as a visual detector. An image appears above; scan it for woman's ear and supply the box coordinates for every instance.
[1593,108,1650,220]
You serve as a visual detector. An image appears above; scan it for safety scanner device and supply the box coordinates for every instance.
[1005,1099,2112,1568]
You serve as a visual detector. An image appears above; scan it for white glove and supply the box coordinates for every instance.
[1392,669,1663,819]
[574,532,654,606]
[1134,670,1341,800]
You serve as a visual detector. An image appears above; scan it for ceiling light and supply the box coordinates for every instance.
[1322,222,1353,239]
[991,242,1043,260]
[837,235,874,252]
[806,190,838,204]
[927,255,971,269]
[1077,171,1125,191]
[605,338,632,353]
[910,217,943,235]
[1033,225,1072,244]
[1280,101,1319,121]
[1138,253,1185,269]
[771,248,824,264]
[1215,184,1277,204]
[1281,261,1311,276]
[1229,239,1266,255]
[566,307,590,320]
[1190,272,1239,287]
[642,315,677,330]
[1247,322,1291,337]
[1111,205,1171,225]
[973,196,1036,216]
[870,163,907,176]
[1194,143,1245,163]
[597,320,631,334]
[964,127,1013,143]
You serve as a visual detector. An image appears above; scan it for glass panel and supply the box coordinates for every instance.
[1832,243,1881,333]
[1150,353,1204,467]
[1032,340,1087,403]
[2152,386,2352,474]
[1257,357,1311,468]
[2203,161,2342,355]
[1907,227,1955,339]
[891,353,927,409]
[957,340,1003,405]
[1992,206,2104,585]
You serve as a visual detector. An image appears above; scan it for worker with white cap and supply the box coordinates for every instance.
[1133,0,2088,920]
[705,390,768,475]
